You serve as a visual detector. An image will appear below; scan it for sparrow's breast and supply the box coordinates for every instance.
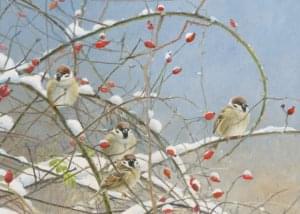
[57,78,74,88]
[228,112,250,136]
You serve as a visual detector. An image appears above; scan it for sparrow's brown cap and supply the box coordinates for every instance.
[56,64,71,75]
[123,154,136,161]
[231,96,247,105]
[116,121,130,130]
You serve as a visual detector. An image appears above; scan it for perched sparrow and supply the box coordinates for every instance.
[101,122,137,161]
[47,65,79,106]
[100,154,140,194]
[213,96,250,138]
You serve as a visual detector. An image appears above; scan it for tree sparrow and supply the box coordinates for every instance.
[100,154,140,194]
[47,65,79,106]
[101,122,137,161]
[213,96,250,138]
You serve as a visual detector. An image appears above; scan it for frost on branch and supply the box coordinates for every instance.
[139,8,154,16]
[254,125,296,133]
[92,20,116,31]
[133,90,158,98]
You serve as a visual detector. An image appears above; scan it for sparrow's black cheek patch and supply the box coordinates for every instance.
[128,160,135,167]
[120,128,129,138]
[56,74,61,81]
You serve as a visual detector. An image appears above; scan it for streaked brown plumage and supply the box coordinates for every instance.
[100,154,140,193]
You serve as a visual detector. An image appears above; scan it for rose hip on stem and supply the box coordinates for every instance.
[204,111,215,120]
[31,58,40,66]
[4,169,13,186]
[144,40,156,48]
[163,167,171,179]
[0,84,10,98]
[99,139,110,149]
[203,149,214,160]
[287,106,296,115]
[95,40,110,49]
[185,32,196,43]
[229,18,238,28]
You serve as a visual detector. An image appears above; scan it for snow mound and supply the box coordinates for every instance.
[66,22,89,38]
[149,118,162,133]
[0,115,14,131]
[20,74,47,97]
[109,95,123,105]
[79,84,95,95]
[66,119,83,136]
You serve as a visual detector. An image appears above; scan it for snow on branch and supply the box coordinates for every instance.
[66,119,84,136]
[20,74,47,97]
[0,148,28,164]
[79,84,95,95]
[13,126,300,184]
[0,115,14,132]
[0,53,20,83]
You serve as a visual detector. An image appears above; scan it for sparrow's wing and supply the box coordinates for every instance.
[213,109,224,134]
[65,79,79,105]
[101,172,123,188]
[46,79,58,102]
[101,171,130,189]
[213,106,234,134]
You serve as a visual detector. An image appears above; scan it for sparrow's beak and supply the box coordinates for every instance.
[55,73,61,81]
[242,104,248,112]
[121,128,129,139]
